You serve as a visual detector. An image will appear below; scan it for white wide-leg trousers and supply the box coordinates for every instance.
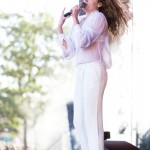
[73,62,107,150]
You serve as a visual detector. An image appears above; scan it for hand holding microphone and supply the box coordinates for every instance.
[58,2,87,33]
[71,5,80,19]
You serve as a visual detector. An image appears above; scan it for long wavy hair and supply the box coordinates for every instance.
[98,0,131,38]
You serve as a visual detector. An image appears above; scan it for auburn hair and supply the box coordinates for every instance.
[98,0,131,38]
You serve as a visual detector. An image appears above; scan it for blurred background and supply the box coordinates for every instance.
[0,0,150,150]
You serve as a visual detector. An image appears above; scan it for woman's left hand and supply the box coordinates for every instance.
[72,5,80,19]
[72,5,80,25]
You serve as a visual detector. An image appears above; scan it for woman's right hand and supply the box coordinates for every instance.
[58,8,68,27]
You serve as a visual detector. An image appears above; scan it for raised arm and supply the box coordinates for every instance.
[58,8,76,59]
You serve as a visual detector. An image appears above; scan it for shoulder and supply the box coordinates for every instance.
[92,11,106,21]
[90,11,107,27]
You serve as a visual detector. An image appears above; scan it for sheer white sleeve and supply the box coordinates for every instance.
[73,12,107,48]
[58,33,76,59]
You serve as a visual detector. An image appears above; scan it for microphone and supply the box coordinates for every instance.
[64,2,87,17]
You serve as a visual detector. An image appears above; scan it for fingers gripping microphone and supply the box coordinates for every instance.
[64,2,87,17]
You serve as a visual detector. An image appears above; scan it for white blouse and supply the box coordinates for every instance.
[58,10,112,69]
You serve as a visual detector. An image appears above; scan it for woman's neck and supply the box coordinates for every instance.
[86,9,98,16]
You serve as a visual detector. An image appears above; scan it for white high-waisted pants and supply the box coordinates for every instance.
[73,62,107,150]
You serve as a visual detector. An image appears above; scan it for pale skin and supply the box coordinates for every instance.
[58,6,80,49]
[58,0,102,49]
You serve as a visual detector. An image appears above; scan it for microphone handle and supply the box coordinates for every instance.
[64,2,87,17]
[64,12,72,17]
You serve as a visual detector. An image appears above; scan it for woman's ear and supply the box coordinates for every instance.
[98,2,102,8]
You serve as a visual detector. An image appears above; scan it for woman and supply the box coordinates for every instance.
[58,0,129,150]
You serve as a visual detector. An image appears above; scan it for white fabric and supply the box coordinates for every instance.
[73,62,107,150]
[58,10,112,69]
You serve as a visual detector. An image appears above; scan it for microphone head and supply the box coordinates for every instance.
[79,2,87,8]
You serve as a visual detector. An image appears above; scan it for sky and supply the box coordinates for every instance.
[0,0,78,32]
[0,0,77,22]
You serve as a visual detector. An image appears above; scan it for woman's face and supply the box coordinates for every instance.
[83,0,102,13]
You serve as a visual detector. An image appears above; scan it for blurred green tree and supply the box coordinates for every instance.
[0,12,61,149]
